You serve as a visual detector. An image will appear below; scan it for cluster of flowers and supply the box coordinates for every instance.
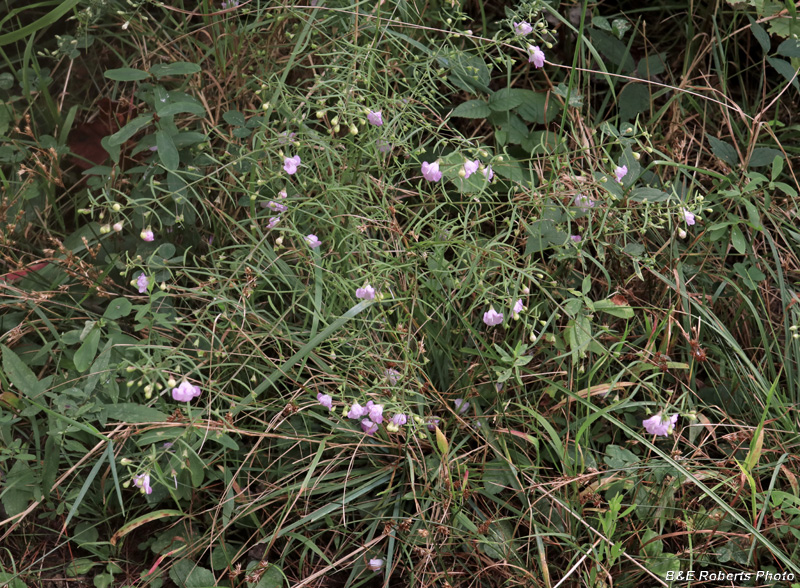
[483,299,525,327]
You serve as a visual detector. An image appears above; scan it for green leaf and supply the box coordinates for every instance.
[488,88,526,112]
[169,561,217,588]
[104,68,150,81]
[150,62,202,78]
[629,187,670,202]
[107,114,154,147]
[223,110,247,126]
[594,299,634,319]
[74,327,101,373]
[591,16,612,31]
[771,153,784,180]
[618,83,650,121]
[156,130,180,170]
[450,100,490,119]
[748,148,783,168]
[636,53,667,78]
[604,445,640,469]
[748,16,771,52]
[730,224,747,254]
[708,136,739,166]
[516,90,560,124]
[253,564,285,588]
[588,28,635,71]
[102,403,169,423]
[0,73,13,90]
[777,37,800,57]
[767,56,800,91]
[103,298,133,319]
[157,101,206,117]
[2,344,44,397]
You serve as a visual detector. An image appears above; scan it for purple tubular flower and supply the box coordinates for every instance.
[384,368,400,385]
[463,159,480,179]
[137,273,149,294]
[356,284,376,300]
[268,201,288,213]
[570,235,582,242]
[421,161,442,182]
[361,419,378,436]
[513,21,533,36]
[133,473,153,495]
[574,194,595,211]
[483,308,504,326]
[426,417,440,431]
[305,234,321,249]
[368,403,384,424]
[317,392,333,410]
[682,208,696,226]
[527,45,545,68]
[367,111,383,126]
[391,413,407,426]
[454,399,470,414]
[482,165,494,181]
[283,155,301,175]
[614,165,628,184]
[642,412,679,436]
[172,381,201,402]
[348,402,366,419]
[141,229,154,242]
[267,216,280,229]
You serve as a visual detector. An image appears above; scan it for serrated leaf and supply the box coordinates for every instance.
[488,88,525,111]
[104,68,150,81]
[150,62,202,78]
[708,136,739,166]
[748,147,783,168]
[619,83,650,121]
[450,100,490,119]
[777,37,800,57]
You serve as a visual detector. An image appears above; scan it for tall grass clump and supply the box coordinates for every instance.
[1,0,800,587]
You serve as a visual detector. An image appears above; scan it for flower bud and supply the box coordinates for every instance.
[113,222,123,232]
[112,203,122,212]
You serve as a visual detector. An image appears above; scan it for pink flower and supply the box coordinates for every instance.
[317,392,333,410]
[133,473,153,495]
[140,229,154,242]
[454,399,470,414]
[574,194,594,211]
[268,201,288,212]
[305,234,321,249]
[390,413,407,426]
[421,161,442,182]
[267,216,280,229]
[283,155,301,175]
[376,139,392,153]
[368,402,384,424]
[642,412,678,436]
[483,307,504,326]
[367,558,383,572]
[513,21,533,36]
[482,165,494,181]
[361,419,378,436]
[356,284,376,300]
[367,111,383,126]
[614,165,628,184]
[570,235,582,242]
[384,369,401,385]
[512,299,525,319]
[137,273,149,294]
[426,417,440,431]
[348,402,367,419]
[682,208,696,226]
[172,381,201,402]
[463,159,480,179]
[527,45,545,68]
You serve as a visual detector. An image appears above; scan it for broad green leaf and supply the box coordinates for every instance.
[747,147,783,168]
[104,68,150,82]
[150,62,202,78]
[777,37,800,57]
[767,56,800,91]
[629,187,669,202]
[450,100,490,119]
[594,299,634,319]
[588,28,635,71]
[253,564,285,588]
[102,403,169,423]
[156,130,180,170]
[2,344,44,397]
[223,110,247,126]
[157,101,206,117]
[516,90,560,124]
[730,224,747,254]
[488,88,526,111]
[618,83,649,121]
[74,327,101,373]
[107,114,154,147]
[637,53,667,78]
[104,297,133,319]
[482,459,513,495]
[748,16,771,52]
[708,136,739,166]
